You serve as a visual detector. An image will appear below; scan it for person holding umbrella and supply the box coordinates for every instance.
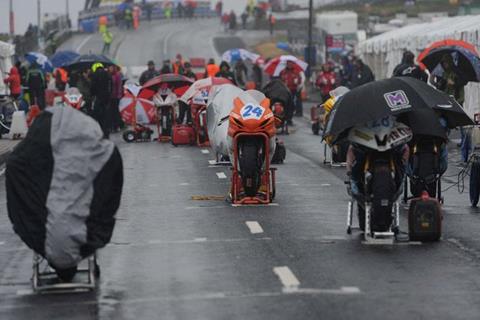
[90,63,112,138]
[215,61,236,84]
[392,51,427,81]
[139,61,159,86]
[350,59,375,88]
[280,60,303,119]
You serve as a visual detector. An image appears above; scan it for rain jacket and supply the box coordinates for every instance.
[4,67,21,95]
[139,69,159,86]
[280,68,302,92]
[315,70,336,98]
[205,63,220,77]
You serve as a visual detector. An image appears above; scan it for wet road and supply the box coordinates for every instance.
[2,20,480,319]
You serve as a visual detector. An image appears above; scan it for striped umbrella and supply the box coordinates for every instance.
[264,55,308,77]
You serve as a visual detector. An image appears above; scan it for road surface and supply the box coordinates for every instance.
[2,19,480,320]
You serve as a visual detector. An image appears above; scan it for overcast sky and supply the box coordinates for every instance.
[0,0,326,35]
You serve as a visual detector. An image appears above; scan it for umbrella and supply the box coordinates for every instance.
[264,55,308,77]
[180,77,232,103]
[324,77,473,143]
[119,84,156,125]
[221,48,261,64]
[25,52,54,73]
[262,79,292,107]
[50,50,80,68]
[140,73,195,99]
[418,39,480,82]
[64,54,115,72]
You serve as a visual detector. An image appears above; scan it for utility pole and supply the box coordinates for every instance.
[66,0,70,19]
[307,0,314,76]
[37,0,41,47]
[9,0,14,41]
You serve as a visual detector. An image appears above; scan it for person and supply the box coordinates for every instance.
[26,63,46,110]
[139,60,159,86]
[143,1,152,22]
[124,8,133,29]
[229,10,237,31]
[215,61,236,84]
[90,63,112,138]
[234,59,248,88]
[172,54,185,75]
[53,67,68,92]
[241,11,248,29]
[160,60,172,74]
[102,29,113,55]
[280,61,303,119]
[252,61,263,89]
[177,2,184,18]
[77,68,93,115]
[15,61,28,87]
[110,65,124,132]
[392,51,427,81]
[133,6,141,30]
[215,0,223,17]
[340,55,353,87]
[164,3,172,19]
[268,13,276,36]
[350,59,375,88]
[3,66,22,100]
[205,58,220,78]
[433,54,466,103]
[315,63,337,102]
[183,62,197,80]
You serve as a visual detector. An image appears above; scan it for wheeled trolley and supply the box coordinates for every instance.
[32,253,99,293]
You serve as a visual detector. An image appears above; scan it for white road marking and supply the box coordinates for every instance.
[179,182,190,186]
[194,237,207,242]
[208,160,217,165]
[216,172,227,179]
[16,289,34,296]
[76,34,93,53]
[0,241,5,246]
[321,183,331,187]
[146,237,271,245]
[201,149,210,154]
[163,29,176,57]
[0,168,5,177]
[245,221,264,234]
[273,266,300,291]
[232,203,279,207]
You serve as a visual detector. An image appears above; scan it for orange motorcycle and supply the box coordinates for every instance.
[227,94,277,205]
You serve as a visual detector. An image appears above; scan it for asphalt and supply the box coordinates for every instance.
[2,19,480,320]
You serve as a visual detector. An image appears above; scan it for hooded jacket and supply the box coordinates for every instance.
[4,67,21,95]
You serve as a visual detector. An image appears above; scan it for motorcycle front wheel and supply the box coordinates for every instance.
[239,142,263,197]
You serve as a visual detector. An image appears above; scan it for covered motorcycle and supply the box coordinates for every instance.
[6,106,123,277]
[262,79,293,134]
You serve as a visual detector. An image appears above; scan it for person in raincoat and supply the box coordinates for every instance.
[215,61,236,84]
[4,66,22,100]
[26,63,46,110]
[205,58,220,78]
[90,63,112,138]
[124,8,133,29]
[102,29,113,55]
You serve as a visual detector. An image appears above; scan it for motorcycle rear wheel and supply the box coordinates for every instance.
[470,157,480,207]
[239,143,262,197]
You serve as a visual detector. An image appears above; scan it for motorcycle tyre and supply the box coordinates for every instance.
[470,159,480,207]
[123,130,136,143]
[240,143,262,197]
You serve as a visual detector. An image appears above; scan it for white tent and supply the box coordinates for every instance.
[0,41,15,96]
[358,15,480,80]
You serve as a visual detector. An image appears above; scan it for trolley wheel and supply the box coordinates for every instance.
[312,122,320,135]
[357,203,365,231]
[470,158,480,207]
[123,130,136,143]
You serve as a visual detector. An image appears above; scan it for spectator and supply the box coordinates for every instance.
[177,2,185,18]
[144,2,152,22]
[252,61,263,89]
[124,8,133,29]
[205,58,220,78]
[172,54,185,75]
[280,61,303,119]
[234,59,248,88]
[183,62,197,80]
[268,14,276,36]
[160,60,172,74]
[229,11,237,30]
[215,61,236,84]
[340,55,353,87]
[77,69,93,115]
[26,63,46,110]
[53,68,68,92]
[433,54,466,103]
[215,1,223,17]
[110,65,124,132]
[350,59,375,88]
[15,61,27,86]
[90,63,112,138]
[315,63,337,102]
[3,66,22,100]
[241,11,248,29]
[139,60,160,86]
[221,13,230,32]
[392,51,428,81]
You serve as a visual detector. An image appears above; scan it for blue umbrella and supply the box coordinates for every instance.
[221,48,260,64]
[50,50,80,68]
[117,2,131,11]
[25,52,54,73]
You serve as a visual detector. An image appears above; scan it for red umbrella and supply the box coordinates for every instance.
[140,73,195,99]
[264,55,308,76]
[119,84,156,125]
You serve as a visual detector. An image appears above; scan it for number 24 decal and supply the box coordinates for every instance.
[241,104,265,120]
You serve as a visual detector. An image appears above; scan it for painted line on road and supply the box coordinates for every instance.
[208,159,217,165]
[163,29,176,58]
[321,183,331,187]
[0,168,5,176]
[0,241,5,246]
[201,149,210,154]
[179,182,190,186]
[216,172,227,179]
[232,203,279,207]
[245,221,264,234]
[145,237,272,245]
[76,34,93,53]
[273,266,300,291]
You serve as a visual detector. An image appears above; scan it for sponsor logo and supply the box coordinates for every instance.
[384,90,411,111]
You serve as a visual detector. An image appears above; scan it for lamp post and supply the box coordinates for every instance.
[37,0,41,47]
[307,0,314,77]
[9,0,14,41]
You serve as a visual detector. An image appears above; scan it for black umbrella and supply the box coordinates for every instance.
[324,77,473,142]
[64,54,116,72]
[262,79,292,106]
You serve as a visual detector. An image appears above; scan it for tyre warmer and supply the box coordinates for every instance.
[6,106,123,269]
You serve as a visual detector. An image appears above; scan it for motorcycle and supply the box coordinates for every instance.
[227,91,277,204]
[346,116,413,242]
[61,88,85,111]
[152,87,177,142]
[190,89,210,147]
